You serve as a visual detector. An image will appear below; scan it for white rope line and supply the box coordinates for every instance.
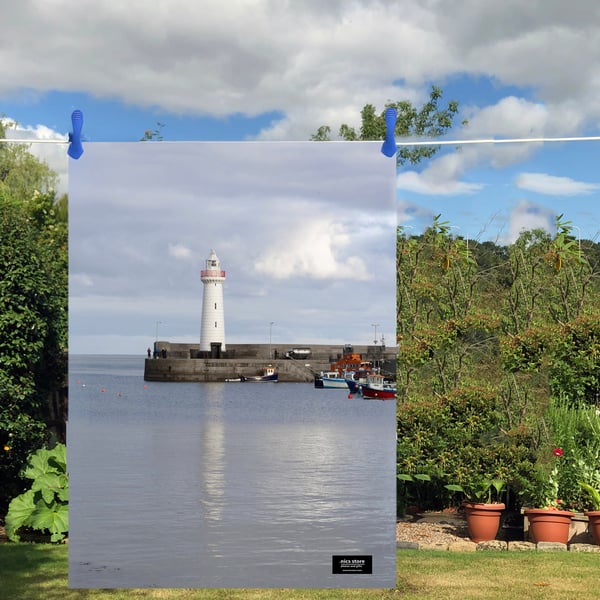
[1,135,600,146]
[0,138,68,144]
[394,135,600,147]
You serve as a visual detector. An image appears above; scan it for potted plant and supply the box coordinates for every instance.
[579,482,600,545]
[522,447,573,544]
[445,477,506,542]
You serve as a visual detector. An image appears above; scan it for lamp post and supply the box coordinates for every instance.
[269,321,274,360]
[371,323,379,345]
[155,320,162,341]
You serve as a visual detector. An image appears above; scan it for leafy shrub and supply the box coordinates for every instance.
[5,443,68,542]
[397,386,536,511]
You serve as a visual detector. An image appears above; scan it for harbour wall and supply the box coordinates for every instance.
[144,342,397,382]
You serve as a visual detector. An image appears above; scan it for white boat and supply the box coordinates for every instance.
[314,371,349,389]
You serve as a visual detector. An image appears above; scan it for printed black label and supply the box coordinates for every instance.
[332,555,373,574]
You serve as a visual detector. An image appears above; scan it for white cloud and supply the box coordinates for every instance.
[70,273,94,287]
[506,200,555,243]
[168,243,192,259]
[397,170,482,195]
[394,93,588,197]
[515,172,600,196]
[396,201,434,227]
[5,1,600,144]
[254,219,370,280]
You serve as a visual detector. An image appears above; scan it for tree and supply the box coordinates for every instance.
[397,212,600,511]
[0,121,57,198]
[0,119,67,514]
[310,85,465,164]
[140,122,165,141]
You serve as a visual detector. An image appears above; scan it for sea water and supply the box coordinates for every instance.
[68,355,396,588]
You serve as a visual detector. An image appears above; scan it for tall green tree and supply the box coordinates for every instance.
[0,121,57,199]
[0,119,67,514]
[397,213,600,510]
[311,85,464,164]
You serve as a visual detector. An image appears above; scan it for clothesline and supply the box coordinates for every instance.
[1,135,600,146]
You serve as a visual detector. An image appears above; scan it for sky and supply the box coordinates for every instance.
[3,1,600,351]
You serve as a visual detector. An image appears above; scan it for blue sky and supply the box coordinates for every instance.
[1,90,285,142]
[3,1,600,351]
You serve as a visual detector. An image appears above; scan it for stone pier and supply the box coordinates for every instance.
[144,342,397,382]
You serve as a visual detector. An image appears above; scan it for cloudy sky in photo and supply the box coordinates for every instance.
[3,1,600,349]
[69,142,395,354]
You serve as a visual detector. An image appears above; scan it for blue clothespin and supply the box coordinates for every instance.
[381,107,397,158]
[68,110,84,159]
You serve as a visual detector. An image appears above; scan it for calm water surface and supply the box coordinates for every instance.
[68,355,396,588]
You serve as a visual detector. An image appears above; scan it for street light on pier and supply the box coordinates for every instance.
[155,321,162,341]
[269,321,274,359]
[371,323,379,345]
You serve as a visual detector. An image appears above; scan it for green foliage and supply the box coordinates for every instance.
[396,473,457,515]
[397,385,534,510]
[579,482,600,511]
[0,123,67,514]
[445,477,506,504]
[310,85,464,165]
[549,317,600,405]
[511,399,600,511]
[397,213,600,512]
[5,443,68,542]
[0,120,57,199]
[537,400,600,511]
[140,122,165,141]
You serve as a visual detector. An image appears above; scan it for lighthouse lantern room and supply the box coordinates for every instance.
[199,249,226,353]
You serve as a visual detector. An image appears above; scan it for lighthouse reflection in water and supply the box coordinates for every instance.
[68,355,396,589]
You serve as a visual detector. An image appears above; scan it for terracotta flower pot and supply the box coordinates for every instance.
[585,511,600,545]
[464,502,505,543]
[524,508,573,544]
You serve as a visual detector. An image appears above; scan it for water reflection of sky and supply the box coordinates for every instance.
[69,363,396,588]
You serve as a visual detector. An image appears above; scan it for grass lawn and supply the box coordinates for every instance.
[1,544,599,599]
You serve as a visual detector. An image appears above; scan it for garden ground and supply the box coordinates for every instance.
[1,544,599,600]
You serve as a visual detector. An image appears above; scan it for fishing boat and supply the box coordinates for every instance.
[314,371,349,389]
[345,367,375,393]
[319,345,375,391]
[345,373,360,393]
[240,364,278,382]
[360,373,396,400]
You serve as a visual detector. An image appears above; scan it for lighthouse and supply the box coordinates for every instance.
[200,249,226,354]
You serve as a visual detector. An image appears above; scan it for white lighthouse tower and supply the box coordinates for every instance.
[200,249,226,354]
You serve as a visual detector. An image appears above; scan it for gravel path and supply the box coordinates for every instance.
[396,513,471,545]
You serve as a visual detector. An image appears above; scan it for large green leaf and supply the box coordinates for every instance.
[30,501,68,537]
[5,489,35,541]
[23,448,54,480]
[48,443,67,473]
[56,485,69,502]
[31,471,63,493]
